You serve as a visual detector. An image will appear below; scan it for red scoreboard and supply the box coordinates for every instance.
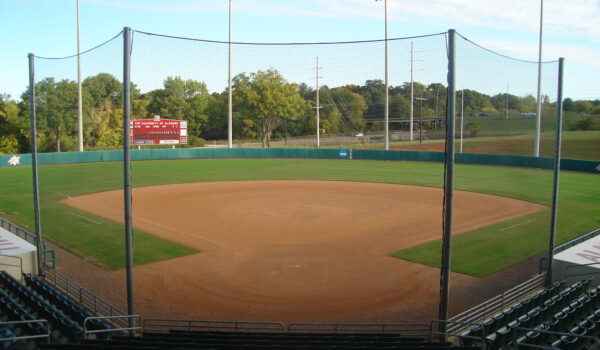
[130,116,188,145]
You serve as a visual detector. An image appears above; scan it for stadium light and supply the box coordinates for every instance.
[375,0,389,150]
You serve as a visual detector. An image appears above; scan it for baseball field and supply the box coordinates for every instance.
[1,156,599,322]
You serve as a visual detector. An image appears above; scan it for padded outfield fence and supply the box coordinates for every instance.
[6,26,575,327]
[1,148,598,173]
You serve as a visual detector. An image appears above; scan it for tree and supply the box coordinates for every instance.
[359,80,386,119]
[83,73,122,108]
[329,87,367,133]
[147,77,211,139]
[24,78,78,152]
[0,94,22,154]
[465,122,481,137]
[233,69,307,147]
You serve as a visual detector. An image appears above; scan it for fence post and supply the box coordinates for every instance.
[28,53,44,278]
[439,29,456,333]
[123,27,136,332]
[545,57,564,286]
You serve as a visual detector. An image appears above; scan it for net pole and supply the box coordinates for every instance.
[410,42,414,142]
[545,57,564,286]
[76,0,83,152]
[534,0,544,157]
[28,53,45,277]
[439,29,456,331]
[316,57,320,147]
[227,0,233,148]
[384,0,389,150]
[122,27,135,323]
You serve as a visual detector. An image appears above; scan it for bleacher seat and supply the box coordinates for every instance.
[0,271,83,341]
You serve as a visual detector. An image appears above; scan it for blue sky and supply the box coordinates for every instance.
[2,0,599,101]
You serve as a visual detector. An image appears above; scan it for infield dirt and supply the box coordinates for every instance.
[60,180,545,323]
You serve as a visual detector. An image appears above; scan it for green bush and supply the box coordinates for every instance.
[465,122,481,137]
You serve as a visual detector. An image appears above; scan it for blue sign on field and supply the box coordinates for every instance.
[339,149,348,158]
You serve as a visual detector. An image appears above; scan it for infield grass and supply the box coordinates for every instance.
[1,158,599,275]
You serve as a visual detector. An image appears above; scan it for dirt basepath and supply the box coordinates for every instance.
[59,181,545,323]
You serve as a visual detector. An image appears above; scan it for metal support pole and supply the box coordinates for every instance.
[383,0,389,150]
[227,0,233,148]
[28,53,44,277]
[439,29,456,332]
[545,58,564,286]
[76,0,83,152]
[410,42,414,141]
[534,0,544,157]
[122,27,135,322]
[316,57,320,147]
[460,89,464,153]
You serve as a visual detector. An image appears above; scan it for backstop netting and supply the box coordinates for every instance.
[128,31,449,323]
[31,31,129,314]
[448,34,560,320]
[11,27,571,328]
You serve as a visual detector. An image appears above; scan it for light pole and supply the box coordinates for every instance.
[534,0,544,156]
[76,0,83,151]
[227,0,233,148]
[375,0,389,150]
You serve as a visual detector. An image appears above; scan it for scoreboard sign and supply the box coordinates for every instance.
[130,116,188,145]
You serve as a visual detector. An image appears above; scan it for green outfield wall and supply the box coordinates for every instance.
[1,148,598,173]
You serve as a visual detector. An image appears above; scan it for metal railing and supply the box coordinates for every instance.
[0,319,50,344]
[540,227,600,274]
[143,319,286,334]
[84,315,141,339]
[287,323,431,336]
[514,327,600,349]
[43,267,128,328]
[447,274,546,334]
[430,320,486,347]
[553,228,600,255]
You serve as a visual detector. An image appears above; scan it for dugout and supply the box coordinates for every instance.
[0,226,38,281]
[553,230,600,286]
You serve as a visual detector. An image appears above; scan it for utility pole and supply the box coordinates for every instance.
[315,57,322,147]
[435,89,439,118]
[76,0,83,152]
[534,0,544,157]
[410,42,414,142]
[227,0,233,148]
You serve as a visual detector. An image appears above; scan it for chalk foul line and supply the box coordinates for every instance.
[499,219,537,233]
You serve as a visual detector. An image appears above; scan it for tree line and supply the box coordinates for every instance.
[1,69,599,154]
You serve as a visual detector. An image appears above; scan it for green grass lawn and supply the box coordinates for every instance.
[388,130,600,161]
[1,158,599,276]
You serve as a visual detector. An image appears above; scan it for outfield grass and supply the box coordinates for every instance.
[1,158,599,275]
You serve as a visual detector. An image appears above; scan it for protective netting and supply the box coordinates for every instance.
[14,28,569,326]
[450,33,559,318]
[128,31,448,323]
[32,31,129,313]
[131,31,449,148]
